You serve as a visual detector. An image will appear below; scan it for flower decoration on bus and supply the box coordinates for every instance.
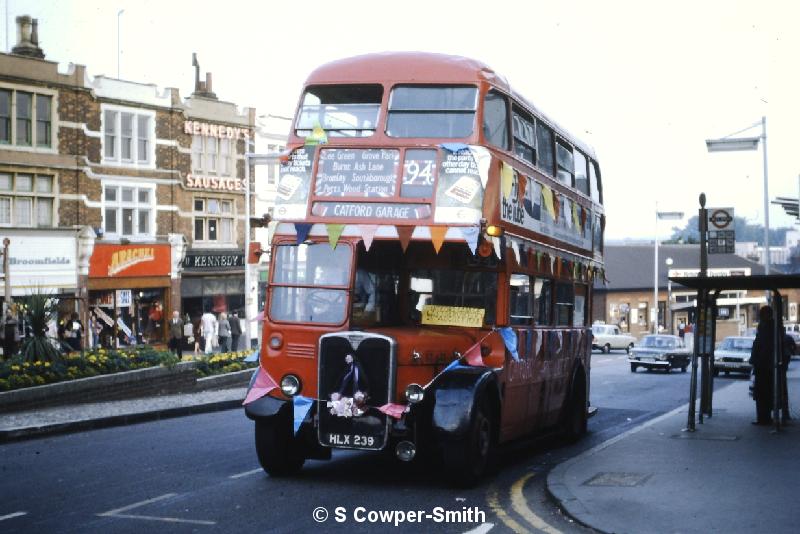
[326,354,369,418]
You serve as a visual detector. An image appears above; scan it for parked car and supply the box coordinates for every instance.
[713,336,755,377]
[592,323,637,354]
[629,335,691,373]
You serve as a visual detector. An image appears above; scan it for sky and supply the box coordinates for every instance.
[4,0,799,241]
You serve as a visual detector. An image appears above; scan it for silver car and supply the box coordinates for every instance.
[713,336,754,377]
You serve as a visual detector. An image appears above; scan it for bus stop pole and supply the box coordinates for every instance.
[686,289,701,431]
[698,194,708,423]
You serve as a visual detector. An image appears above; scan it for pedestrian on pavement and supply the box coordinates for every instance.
[749,305,775,425]
[229,310,242,352]
[168,310,184,360]
[200,310,217,355]
[61,312,84,352]
[218,312,231,353]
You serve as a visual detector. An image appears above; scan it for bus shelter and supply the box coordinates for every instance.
[671,274,800,432]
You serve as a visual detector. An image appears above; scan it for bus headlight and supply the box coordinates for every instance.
[280,374,301,397]
[404,383,424,404]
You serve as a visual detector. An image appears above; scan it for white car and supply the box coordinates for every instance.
[592,324,637,354]
[713,336,755,377]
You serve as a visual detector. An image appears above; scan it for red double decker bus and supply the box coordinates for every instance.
[245,52,604,484]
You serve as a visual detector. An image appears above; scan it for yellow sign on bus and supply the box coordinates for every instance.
[421,305,485,328]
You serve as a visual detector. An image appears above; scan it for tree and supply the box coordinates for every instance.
[668,216,790,246]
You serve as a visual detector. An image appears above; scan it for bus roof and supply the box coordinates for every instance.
[303,52,597,160]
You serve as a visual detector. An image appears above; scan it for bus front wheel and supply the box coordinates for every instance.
[443,396,496,487]
[255,419,305,476]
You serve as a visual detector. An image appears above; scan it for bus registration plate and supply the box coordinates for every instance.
[322,432,379,448]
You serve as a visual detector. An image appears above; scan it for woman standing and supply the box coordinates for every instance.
[218,312,231,353]
[750,306,775,425]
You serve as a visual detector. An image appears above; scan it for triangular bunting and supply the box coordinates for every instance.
[459,226,479,254]
[430,226,448,254]
[294,222,312,244]
[552,191,561,220]
[396,226,414,252]
[463,342,484,366]
[326,224,345,249]
[542,185,555,219]
[359,225,379,251]
[517,174,527,204]
[292,396,314,435]
[511,239,521,265]
[242,367,278,405]
[490,236,502,259]
[305,122,328,146]
[501,162,514,199]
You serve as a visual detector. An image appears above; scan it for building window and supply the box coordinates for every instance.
[102,183,155,237]
[0,172,56,227]
[101,106,154,165]
[193,197,234,244]
[0,87,53,148]
[191,135,233,176]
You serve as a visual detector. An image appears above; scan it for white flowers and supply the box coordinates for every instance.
[327,391,367,417]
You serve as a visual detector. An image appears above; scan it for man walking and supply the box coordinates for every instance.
[200,310,217,355]
[229,311,242,351]
[168,310,184,360]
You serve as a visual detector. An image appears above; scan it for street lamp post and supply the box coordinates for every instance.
[706,116,770,274]
[665,257,673,334]
[654,209,684,334]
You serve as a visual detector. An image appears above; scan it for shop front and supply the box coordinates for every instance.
[88,243,171,347]
[180,249,245,331]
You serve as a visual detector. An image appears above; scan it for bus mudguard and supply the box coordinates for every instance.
[429,365,500,439]
[244,394,288,421]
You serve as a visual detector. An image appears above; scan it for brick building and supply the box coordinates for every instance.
[1,16,255,349]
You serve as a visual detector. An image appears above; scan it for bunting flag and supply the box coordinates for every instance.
[378,403,409,420]
[552,190,561,220]
[459,226,479,254]
[266,220,279,246]
[572,202,581,231]
[564,199,573,229]
[534,330,543,358]
[541,185,555,219]
[294,222,312,244]
[242,367,278,405]
[305,122,328,146]
[501,162,515,199]
[359,225,379,251]
[293,395,314,435]
[581,206,588,228]
[511,240,521,265]
[550,255,556,275]
[517,174,527,204]
[430,226,448,254]
[498,327,520,361]
[520,242,528,267]
[326,224,345,249]
[526,328,535,358]
[440,142,469,153]
[490,236,502,259]
[396,226,414,252]
[463,341,484,366]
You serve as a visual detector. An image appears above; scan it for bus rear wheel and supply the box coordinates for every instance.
[255,419,305,476]
[443,397,495,487]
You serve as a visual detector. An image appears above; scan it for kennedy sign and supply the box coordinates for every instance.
[182,250,245,271]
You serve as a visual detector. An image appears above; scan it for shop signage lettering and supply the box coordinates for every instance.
[183,120,252,140]
[185,174,244,192]
[183,252,245,270]
[9,256,71,266]
[108,247,155,276]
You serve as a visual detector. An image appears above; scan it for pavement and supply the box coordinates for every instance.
[0,387,246,442]
[548,366,800,534]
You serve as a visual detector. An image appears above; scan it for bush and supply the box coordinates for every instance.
[193,350,258,378]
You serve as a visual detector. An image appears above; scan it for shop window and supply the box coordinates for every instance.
[0,86,53,148]
[101,105,154,166]
[102,182,155,238]
[0,172,56,227]
[193,197,235,244]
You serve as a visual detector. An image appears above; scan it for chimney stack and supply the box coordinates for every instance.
[12,15,45,59]
[190,53,218,100]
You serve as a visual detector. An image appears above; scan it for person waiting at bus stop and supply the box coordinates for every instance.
[750,306,775,425]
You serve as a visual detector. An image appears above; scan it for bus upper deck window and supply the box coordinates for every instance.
[483,91,509,150]
[590,161,602,204]
[295,85,382,138]
[574,150,589,196]
[386,85,477,138]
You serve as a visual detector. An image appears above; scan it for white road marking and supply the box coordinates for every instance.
[97,492,216,526]
[0,511,28,521]
[228,468,263,479]
[463,522,495,534]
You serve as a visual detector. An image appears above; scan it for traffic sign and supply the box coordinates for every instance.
[707,207,735,254]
